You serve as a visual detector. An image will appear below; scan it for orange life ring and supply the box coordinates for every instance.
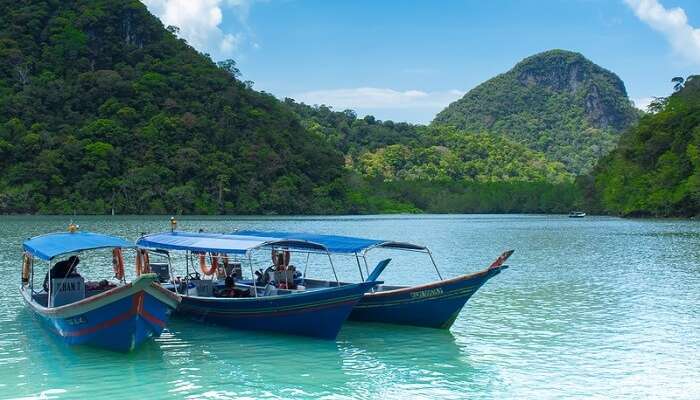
[136,249,150,276]
[112,248,125,280]
[199,252,219,276]
[22,253,32,284]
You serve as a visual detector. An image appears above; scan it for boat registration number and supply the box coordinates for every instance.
[65,316,87,325]
[410,288,444,299]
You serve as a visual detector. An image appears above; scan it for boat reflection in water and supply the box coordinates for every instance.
[335,322,492,397]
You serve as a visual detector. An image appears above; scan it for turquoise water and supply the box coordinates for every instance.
[0,215,698,399]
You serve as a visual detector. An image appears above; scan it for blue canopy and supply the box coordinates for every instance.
[137,231,328,255]
[235,230,427,254]
[23,232,134,261]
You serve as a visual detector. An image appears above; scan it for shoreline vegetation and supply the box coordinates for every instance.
[0,1,697,218]
[0,179,582,216]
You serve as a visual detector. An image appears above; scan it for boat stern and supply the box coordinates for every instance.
[27,275,180,352]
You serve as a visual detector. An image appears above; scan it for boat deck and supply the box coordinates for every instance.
[164,278,404,298]
[30,286,120,307]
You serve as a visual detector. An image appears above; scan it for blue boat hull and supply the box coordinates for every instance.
[22,275,180,352]
[176,281,378,339]
[349,266,505,329]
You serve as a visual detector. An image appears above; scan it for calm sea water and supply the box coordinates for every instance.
[0,215,698,399]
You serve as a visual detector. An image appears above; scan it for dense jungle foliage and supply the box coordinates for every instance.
[0,0,349,214]
[0,0,588,215]
[355,129,570,183]
[358,179,581,214]
[589,76,700,217]
[286,100,580,213]
[433,50,640,174]
[285,100,571,183]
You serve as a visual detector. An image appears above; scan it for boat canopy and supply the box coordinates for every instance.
[136,231,328,255]
[23,232,135,261]
[235,230,427,254]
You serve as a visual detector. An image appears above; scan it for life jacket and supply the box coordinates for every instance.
[22,253,32,284]
[112,248,125,280]
[135,249,150,276]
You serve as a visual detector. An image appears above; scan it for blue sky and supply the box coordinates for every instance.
[143,0,700,124]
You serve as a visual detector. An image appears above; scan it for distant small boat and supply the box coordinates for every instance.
[569,211,586,218]
[21,228,179,352]
[236,230,513,329]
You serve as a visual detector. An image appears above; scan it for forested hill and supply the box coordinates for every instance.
[0,0,595,215]
[0,0,346,214]
[285,100,571,183]
[284,100,578,214]
[433,50,640,174]
[589,76,700,217]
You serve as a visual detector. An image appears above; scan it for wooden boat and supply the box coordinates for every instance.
[136,231,383,340]
[569,211,586,218]
[21,229,180,352]
[342,259,507,328]
[236,230,512,329]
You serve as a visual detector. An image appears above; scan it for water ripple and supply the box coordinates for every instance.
[0,215,698,398]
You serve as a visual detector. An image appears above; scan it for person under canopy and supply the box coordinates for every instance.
[216,276,251,298]
[271,250,296,289]
[43,255,80,292]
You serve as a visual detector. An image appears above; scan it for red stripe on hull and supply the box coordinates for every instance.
[141,309,166,328]
[64,310,134,337]
[60,292,166,338]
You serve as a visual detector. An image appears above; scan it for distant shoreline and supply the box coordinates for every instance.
[2,212,694,219]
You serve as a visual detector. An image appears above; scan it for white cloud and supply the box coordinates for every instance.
[293,87,465,110]
[633,97,655,111]
[141,0,254,59]
[225,0,256,21]
[625,0,700,65]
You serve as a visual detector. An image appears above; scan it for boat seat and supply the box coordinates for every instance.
[225,262,243,279]
[193,280,215,297]
[263,284,277,296]
[150,262,170,283]
[49,276,85,307]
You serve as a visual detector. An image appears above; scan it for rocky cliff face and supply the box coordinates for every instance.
[433,50,640,174]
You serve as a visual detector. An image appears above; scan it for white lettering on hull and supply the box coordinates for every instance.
[409,287,444,299]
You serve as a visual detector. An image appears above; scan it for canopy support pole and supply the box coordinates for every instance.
[185,251,190,280]
[354,253,365,281]
[327,253,339,285]
[427,249,443,280]
[48,260,54,307]
[249,253,257,297]
[30,256,35,295]
[363,255,377,292]
[167,252,177,294]
[302,252,310,283]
